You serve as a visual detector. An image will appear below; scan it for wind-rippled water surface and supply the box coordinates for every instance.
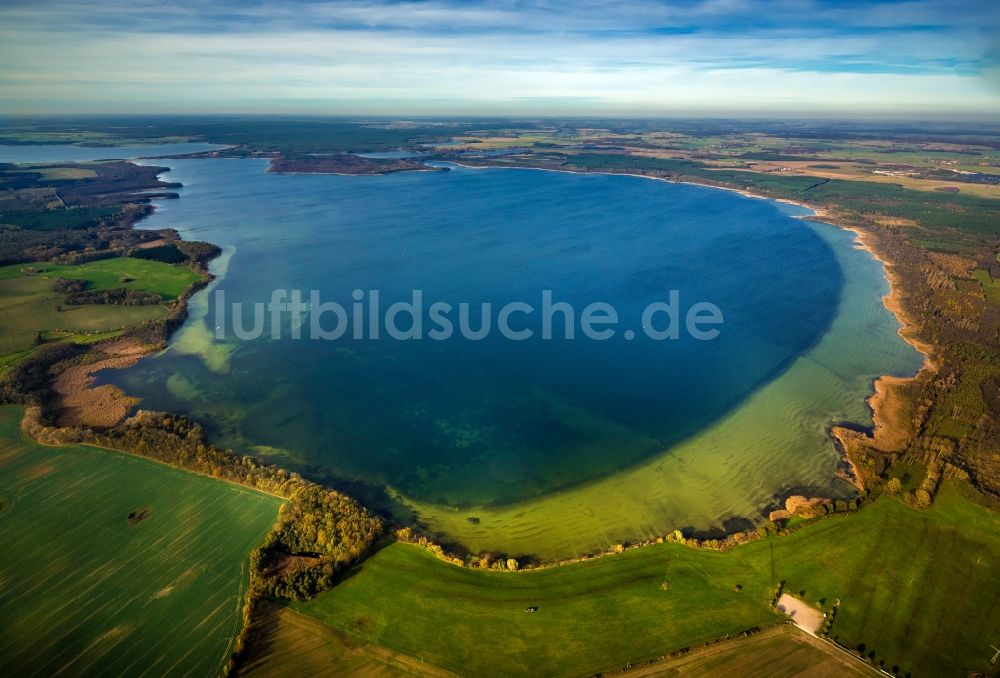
[102,159,922,557]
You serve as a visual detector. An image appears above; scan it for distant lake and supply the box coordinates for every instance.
[0,142,226,164]
[102,159,922,557]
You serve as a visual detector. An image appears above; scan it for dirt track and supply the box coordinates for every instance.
[776,593,825,635]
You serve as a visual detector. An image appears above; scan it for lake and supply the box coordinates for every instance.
[98,158,922,557]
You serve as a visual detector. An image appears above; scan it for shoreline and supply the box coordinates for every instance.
[52,339,151,427]
[266,167,446,177]
[834,226,936,452]
[42,156,933,560]
[44,163,218,426]
[450,159,934,457]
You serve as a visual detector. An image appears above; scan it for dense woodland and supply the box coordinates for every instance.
[0,116,521,154]
[0,161,179,265]
[61,284,164,305]
[268,153,446,175]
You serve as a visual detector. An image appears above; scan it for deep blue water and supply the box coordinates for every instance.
[103,160,843,507]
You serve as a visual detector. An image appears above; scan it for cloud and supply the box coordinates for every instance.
[1,0,998,115]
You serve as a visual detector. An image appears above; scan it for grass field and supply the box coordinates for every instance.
[1,256,202,299]
[12,166,99,180]
[294,542,782,676]
[626,624,876,677]
[238,601,451,677]
[296,482,999,677]
[0,275,166,355]
[0,406,284,676]
[973,268,1000,304]
[0,256,201,360]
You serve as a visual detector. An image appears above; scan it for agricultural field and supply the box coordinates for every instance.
[295,482,1000,677]
[0,130,125,144]
[238,601,450,677]
[625,624,876,677]
[0,274,165,356]
[0,256,201,364]
[447,125,1000,199]
[10,165,99,180]
[1,118,998,677]
[0,406,283,676]
[294,541,781,676]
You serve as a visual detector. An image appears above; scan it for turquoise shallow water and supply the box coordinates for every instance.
[101,159,876,510]
[396,213,926,559]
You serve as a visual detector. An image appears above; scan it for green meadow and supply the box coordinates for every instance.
[296,482,999,677]
[0,256,201,361]
[625,624,876,677]
[10,165,99,180]
[1,256,202,299]
[0,275,165,356]
[238,601,452,678]
[973,268,1000,305]
[0,407,283,676]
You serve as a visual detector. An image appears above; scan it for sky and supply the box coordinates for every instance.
[1,0,999,117]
